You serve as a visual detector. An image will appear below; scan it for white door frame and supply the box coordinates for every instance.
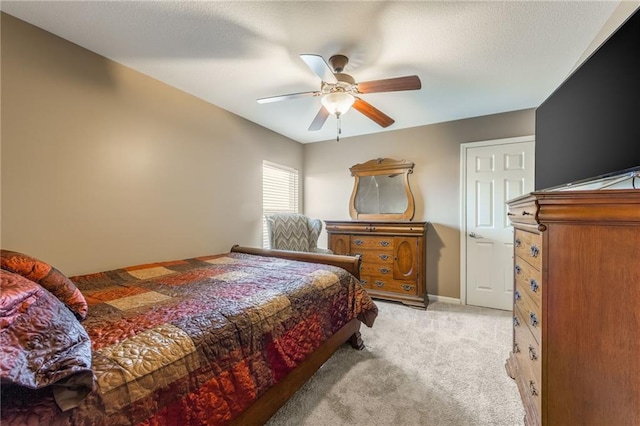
[459,135,535,305]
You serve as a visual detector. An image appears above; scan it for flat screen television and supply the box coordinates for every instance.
[535,8,640,190]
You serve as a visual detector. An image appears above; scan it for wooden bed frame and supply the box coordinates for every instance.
[229,246,365,425]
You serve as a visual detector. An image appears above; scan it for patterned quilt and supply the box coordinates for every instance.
[1,252,378,425]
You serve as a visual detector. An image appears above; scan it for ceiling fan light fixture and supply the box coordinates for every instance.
[321,92,355,116]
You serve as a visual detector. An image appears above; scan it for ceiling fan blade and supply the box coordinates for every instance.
[356,75,421,94]
[308,106,330,131]
[300,54,338,84]
[352,97,395,128]
[257,91,320,104]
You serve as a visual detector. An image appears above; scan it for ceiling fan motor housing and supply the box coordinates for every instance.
[322,73,356,95]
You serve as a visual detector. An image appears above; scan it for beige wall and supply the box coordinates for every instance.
[1,13,303,275]
[303,109,535,299]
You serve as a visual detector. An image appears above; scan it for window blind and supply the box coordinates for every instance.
[262,161,299,248]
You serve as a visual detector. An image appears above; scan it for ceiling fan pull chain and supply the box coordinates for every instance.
[337,113,342,142]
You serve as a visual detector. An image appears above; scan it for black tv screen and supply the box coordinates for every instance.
[535,8,640,190]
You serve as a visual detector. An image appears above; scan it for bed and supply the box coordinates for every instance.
[0,245,378,425]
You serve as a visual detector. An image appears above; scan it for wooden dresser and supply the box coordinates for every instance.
[505,189,640,426]
[325,221,428,308]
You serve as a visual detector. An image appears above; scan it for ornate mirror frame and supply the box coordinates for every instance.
[348,158,416,221]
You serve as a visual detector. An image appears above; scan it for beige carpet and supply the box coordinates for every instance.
[267,300,525,426]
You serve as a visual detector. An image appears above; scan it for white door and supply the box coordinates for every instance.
[463,138,535,310]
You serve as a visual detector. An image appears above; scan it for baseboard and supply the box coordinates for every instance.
[427,294,461,304]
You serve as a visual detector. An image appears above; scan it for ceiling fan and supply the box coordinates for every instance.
[257,54,421,135]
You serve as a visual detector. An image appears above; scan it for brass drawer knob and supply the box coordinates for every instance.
[375,281,384,288]
[401,284,414,292]
[361,279,368,285]
[379,268,390,274]
[529,312,539,327]
[529,279,539,293]
[530,245,540,258]
[379,241,390,247]
[354,239,364,246]
[379,254,390,261]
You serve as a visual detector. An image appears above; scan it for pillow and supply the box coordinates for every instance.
[0,250,88,320]
[0,269,94,411]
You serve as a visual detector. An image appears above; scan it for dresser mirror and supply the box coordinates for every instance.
[349,158,415,220]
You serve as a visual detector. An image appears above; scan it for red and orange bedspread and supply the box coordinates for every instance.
[1,252,377,425]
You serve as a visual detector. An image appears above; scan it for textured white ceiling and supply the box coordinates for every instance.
[1,1,633,143]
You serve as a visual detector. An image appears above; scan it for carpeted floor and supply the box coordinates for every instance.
[266,300,525,426]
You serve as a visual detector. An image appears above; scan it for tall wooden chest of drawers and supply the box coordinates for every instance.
[325,221,428,308]
[505,189,640,426]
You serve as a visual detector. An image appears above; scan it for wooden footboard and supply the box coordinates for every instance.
[230,318,363,426]
[230,245,361,280]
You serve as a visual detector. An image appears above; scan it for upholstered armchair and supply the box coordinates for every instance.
[265,213,333,254]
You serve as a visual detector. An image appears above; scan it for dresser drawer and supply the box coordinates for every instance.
[350,250,394,265]
[514,229,542,270]
[350,236,394,250]
[514,280,540,339]
[514,311,542,389]
[359,276,372,289]
[514,300,542,347]
[515,356,542,424]
[514,306,542,424]
[361,263,394,276]
[368,277,418,295]
[515,255,542,310]
[508,200,538,226]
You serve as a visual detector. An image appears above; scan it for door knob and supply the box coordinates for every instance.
[469,232,483,239]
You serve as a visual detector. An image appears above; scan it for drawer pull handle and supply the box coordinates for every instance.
[515,264,522,275]
[529,312,539,327]
[513,317,520,327]
[379,268,390,274]
[379,241,390,247]
[514,290,521,302]
[514,238,522,247]
[375,281,385,288]
[529,381,538,396]
[354,239,364,246]
[522,211,533,216]
[379,254,390,261]
[530,245,540,258]
[507,212,515,216]
[528,345,538,361]
[514,343,520,353]
[529,279,539,293]
[361,279,368,285]
[401,284,413,292]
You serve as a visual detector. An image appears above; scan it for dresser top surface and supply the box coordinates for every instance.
[324,220,429,225]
